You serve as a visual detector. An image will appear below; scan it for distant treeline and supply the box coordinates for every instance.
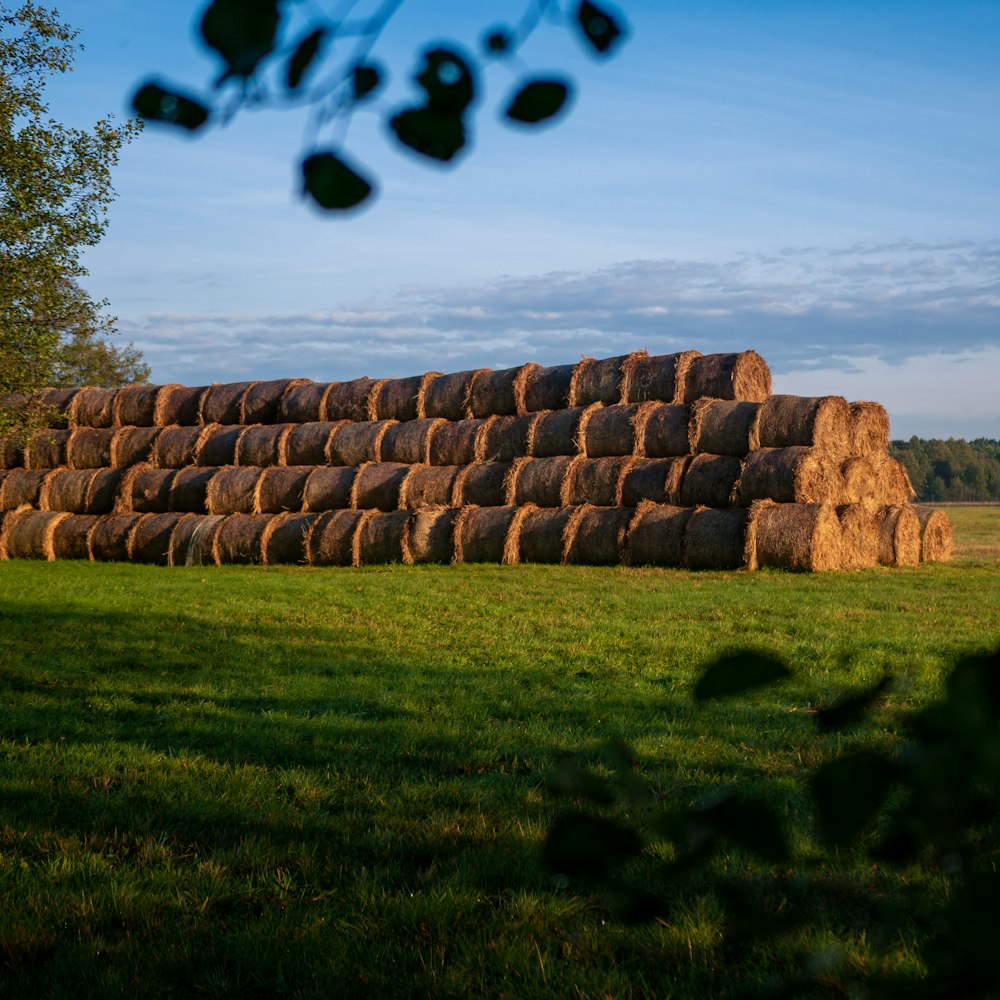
[890,437,1000,502]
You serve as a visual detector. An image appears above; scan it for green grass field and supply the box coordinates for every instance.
[0,507,997,997]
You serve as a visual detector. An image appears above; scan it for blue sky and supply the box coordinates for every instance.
[45,1,1000,438]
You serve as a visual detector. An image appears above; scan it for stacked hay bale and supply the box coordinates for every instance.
[0,349,949,570]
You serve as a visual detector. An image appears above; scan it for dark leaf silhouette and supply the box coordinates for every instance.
[686,792,790,863]
[812,750,898,846]
[200,0,280,81]
[694,650,792,701]
[483,28,513,54]
[546,758,615,805]
[414,48,476,112]
[287,28,326,91]
[301,153,374,211]
[352,63,383,101]
[576,1,625,56]
[132,82,210,131]
[389,108,467,163]
[542,813,642,879]
[814,676,891,732]
[505,79,572,125]
[604,888,665,925]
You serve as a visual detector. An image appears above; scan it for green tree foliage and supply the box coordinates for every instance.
[891,437,1000,502]
[132,0,627,213]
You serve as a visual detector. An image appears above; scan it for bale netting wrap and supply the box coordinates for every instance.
[683,506,749,570]
[24,428,71,469]
[302,466,357,512]
[635,402,691,458]
[38,387,79,427]
[243,379,310,424]
[40,469,98,513]
[453,505,516,563]
[307,509,364,566]
[355,509,410,565]
[323,378,379,422]
[193,424,244,467]
[840,456,876,506]
[507,455,574,507]
[850,401,891,457]
[379,418,443,465]
[570,354,634,407]
[511,505,574,564]
[351,462,409,511]
[168,514,225,566]
[130,512,188,565]
[689,399,761,456]
[0,468,47,509]
[67,427,114,469]
[620,458,681,507]
[399,464,460,510]
[70,387,119,428]
[282,421,339,466]
[746,501,843,572]
[752,395,852,457]
[51,513,98,560]
[837,503,879,571]
[531,408,585,458]
[200,381,257,425]
[155,384,205,426]
[111,426,162,467]
[452,462,509,507]
[214,513,272,565]
[372,372,441,422]
[680,454,743,508]
[562,456,634,507]
[89,513,143,562]
[621,350,700,404]
[87,469,124,515]
[328,420,395,466]
[871,457,916,506]
[564,504,633,565]
[279,381,333,423]
[625,501,691,567]
[683,351,771,403]
[152,425,207,469]
[427,419,483,466]
[582,404,638,458]
[207,467,262,515]
[121,465,177,514]
[405,507,458,564]
[466,363,539,418]
[255,466,310,514]
[422,368,488,420]
[113,383,161,427]
[476,414,534,463]
[875,505,921,568]
[734,447,844,505]
[1,509,69,560]
[914,507,953,563]
[169,466,215,513]
[262,512,318,565]
[235,424,291,468]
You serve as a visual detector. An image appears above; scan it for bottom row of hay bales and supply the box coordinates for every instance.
[0,502,951,571]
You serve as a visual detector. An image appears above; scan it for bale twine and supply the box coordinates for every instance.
[513,505,574,564]
[522,363,576,412]
[476,414,534,462]
[200,382,258,425]
[51,513,98,560]
[41,469,98,513]
[837,503,879,570]
[841,456,877,506]
[752,395,852,457]
[155,384,207,426]
[564,504,633,565]
[466,363,539,417]
[323,377,379,422]
[37,387,79,427]
[123,466,177,514]
[111,426,162,467]
[88,513,143,562]
[152,425,205,469]
[746,501,843,572]
[328,420,396,466]
[453,505,517,563]
[194,424,244,467]
[1,509,69,560]
[507,455,574,507]
[452,462,509,506]
[169,466,215,513]
[634,402,691,457]
[683,351,771,403]
[422,368,488,420]
[870,456,916,506]
[625,501,691,567]
[306,509,364,565]
[243,379,310,424]
[235,424,291,468]
[213,513,272,565]
[206,467,262,515]
[355,509,410,565]
[914,506,953,562]
[619,458,679,507]
[0,468,47,509]
[427,419,483,466]
[351,462,409,511]
[850,401,891,457]
[279,381,333,423]
[262,512,318,565]
[113,383,160,427]
[87,469,124,515]
[561,456,633,507]
[302,466,357,512]
[531,408,585,457]
[621,350,700,404]
[24,428,71,470]
[570,354,633,406]
[256,466,310,514]
[371,372,441,422]
[67,427,114,469]
[689,399,761,456]
[69,387,119,428]
[129,512,188,565]
[683,506,749,570]
[734,447,844,505]
[168,514,225,566]
[405,507,457,564]
[680,454,742,508]
[582,404,638,457]
[874,505,921,567]
[399,465,460,510]
[379,418,443,465]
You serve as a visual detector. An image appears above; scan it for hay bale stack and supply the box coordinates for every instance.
[87,469,124,514]
[509,505,574,564]
[155,385,206,426]
[235,424,291,468]
[355,509,410,564]
[37,387,79,427]
[24,428,71,469]
[477,414,534,462]
[531,408,585,457]
[690,400,760,456]
[214,513,272,564]
[735,447,843,505]
[0,509,69,560]
[111,426,162,467]
[328,420,395,466]
[870,456,916,506]
[243,379,310,424]
[130,512,188,565]
[306,509,364,565]
[67,427,114,469]
[746,501,843,572]
[753,395,852,456]
[40,469,98,513]
[626,502,691,567]
[113,383,161,427]
[379,418,443,464]
[1,468,47,509]
[262,512,318,565]
[70,387,119,428]
[841,456,877,506]
[454,505,517,563]
[256,467,310,513]
[564,505,633,565]
[466,363,539,417]
[683,506,749,570]
[169,514,225,566]
[680,454,742,508]
[507,456,574,507]
[152,425,205,469]
[89,513,143,561]
[427,419,483,466]
[683,351,771,403]
[0,434,23,470]
[120,465,176,514]
[838,504,879,570]
[283,421,339,466]
[620,458,683,507]
[406,507,458,564]
[279,382,333,423]
[371,372,440,422]
[206,467,262,515]
[850,401,891,457]
[423,368,488,420]
[562,456,634,507]
[522,363,576,412]
[351,462,410,511]
[570,354,633,406]
[324,377,378,422]
[170,466,215,513]
[194,424,244,467]
[400,465,460,510]
[635,402,691,458]
[200,381,257,425]
[621,350,700,404]
[582,404,637,458]
[875,505,921,567]
[914,507,953,562]
[452,462,509,507]
[51,514,98,560]
[302,467,357,511]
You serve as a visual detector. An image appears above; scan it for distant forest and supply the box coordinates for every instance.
[890,437,1000,502]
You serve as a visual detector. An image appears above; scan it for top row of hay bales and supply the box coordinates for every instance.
[1,350,772,429]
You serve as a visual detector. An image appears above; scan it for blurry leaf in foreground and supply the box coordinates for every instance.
[414,47,476,113]
[200,0,280,80]
[541,813,641,879]
[688,792,790,863]
[352,62,383,102]
[812,750,898,847]
[389,108,467,162]
[546,758,614,805]
[301,153,374,211]
[575,1,626,56]
[505,79,572,125]
[132,82,210,131]
[694,651,792,701]
[814,676,891,732]
[287,28,326,90]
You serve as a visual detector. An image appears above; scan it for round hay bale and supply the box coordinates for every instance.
[307,509,364,565]
[423,368,487,420]
[328,420,396,466]
[206,467,262,515]
[562,456,633,507]
[683,506,749,570]
[453,505,516,563]
[37,387,79,427]
[476,414,534,462]
[634,402,690,458]
[564,504,632,565]
[399,465,460,510]
[279,381,333,423]
[256,466,310,514]
[155,384,206,426]
[243,379,310,424]
[467,363,540,417]
[734,447,844,505]
[283,421,341,466]
[1,434,23,470]
[427,419,484,466]
[89,512,143,561]
[51,513,98,560]
[262,512,318,565]
[111,426,162,467]
[914,506,953,562]
[170,466,215,513]
[689,399,761,456]
[355,509,410,565]
[87,469,124,514]
[196,424,245,467]
[323,377,379,422]
[840,456,877,506]
[619,458,679,507]
[1,509,69,559]
[621,350,700,404]
[746,501,843,572]
[302,467,357,512]
[523,363,576,412]
[168,514,225,566]
[379,418,443,465]
[405,507,457,564]
[570,354,633,406]
[531,408,585,458]
[452,462,508,507]
[67,427,114,469]
[625,501,691,567]
[24,428,71,470]
[113,383,160,427]
[508,456,574,507]
[235,424,291,468]
[0,468,47,509]
[200,382,258,425]
[683,351,771,403]
[849,401,891,457]
[152,425,204,469]
[837,503,879,570]
[70,387,119,428]
[680,454,743,508]
[41,469,97,513]
[213,513,271,565]
[582,404,639,457]
[130,512,188,565]
[875,505,921,567]
[371,372,441,422]
[752,395,852,457]
[125,467,177,514]
[515,506,574,564]
[870,456,915,506]
[351,462,409,511]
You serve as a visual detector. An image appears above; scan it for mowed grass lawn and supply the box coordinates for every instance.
[0,507,997,997]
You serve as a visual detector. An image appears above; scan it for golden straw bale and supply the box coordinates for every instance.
[89,513,143,561]
[849,401,891,457]
[206,467,262,515]
[256,466,310,513]
[508,455,574,507]
[619,458,677,507]
[281,421,338,466]
[170,466,215,513]
[399,465,460,510]
[67,427,114,469]
[683,506,749,570]
[168,514,225,566]
[531,408,585,457]
[37,387,79,427]
[24,428,71,469]
[523,363,576,412]
[562,456,633,506]
[0,468,47,509]
[841,456,877,506]
[690,399,761,456]
[41,469,97,513]
[621,350,700,404]
[155,384,206,426]
[152,425,205,469]
[130,512,188,565]
[423,368,487,420]
[564,504,633,565]
[746,501,843,572]
[837,503,879,570]
[113,383,160,427]
[570,354,633,406]
[870,456,916,506]
[467,363,539,417]
[582,404,639,457]
[323,377,379,422]
[514,506,574,564]
[683,351,771,403]
[328,420,396,466]
[476,414,534,462]
[279,381,333,423]
[351,462,409,511]
[307,509,364,565]
[51,514,98,560]
[111,426,162,467]
[625,501,691,567]
[680,454,742,508]
[405,507,457,564]
[427,419,484,466]
[380,418,443,464]
[752,395,852,457]
[452,462,509,506]
[87,469,124,514]
[235,424,291,468]
[914,506,953,562]
[875,505,921,567]
[302,467,357,511]
[213,513,271,564]
[195,424,243,466]
[355,509,410,565]
[453,505,517,563]
[243,379,310,424]
[634,402,690,457]
[200,382,257,425]
[734,447,844,505]
[262,512,318,565]
[372,372,441,422]
[70,387,119,428]
[1,509,69,559]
